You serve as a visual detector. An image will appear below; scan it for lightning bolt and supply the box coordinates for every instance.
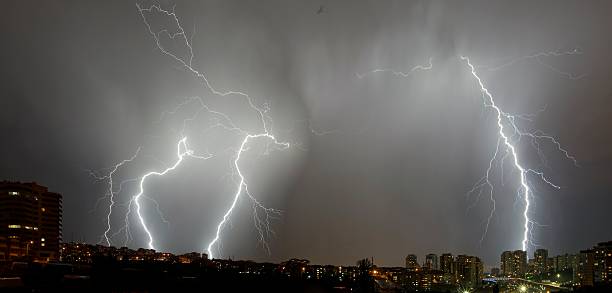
[86,148,140,246]
[360,53,578,253]
[101,148,141,246]
[207,133,288,257]
[356,57,433,79]
[136,3,292,257]
[133,137,212,249]
[461,56,574,251]
[480,48,585,80]
[92,3,292,258]
[99,2,580,258]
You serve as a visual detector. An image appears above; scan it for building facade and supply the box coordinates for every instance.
[0,181,62,261]
[578,249,595,287]
[405,254,419,270]
[501,250,527,278]
[454,254,483,288]
[593,241,612,284]
[534,248,548,275]
[440,253,453,274]
[554,253,573,272]
[425,253,439,270]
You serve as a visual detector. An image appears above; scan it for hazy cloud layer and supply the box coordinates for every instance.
[2,0,611,267]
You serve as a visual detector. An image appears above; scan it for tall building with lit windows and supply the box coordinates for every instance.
[440,253,454,274]
[425,253,439,270]
[534,248,549,275]
[593,241,612,284]
[454,255,483,288]
[439,253,454,284]
[578,249,595,286]
[501,250,527,277]
[0,181,62,261]
[405,254,419,270]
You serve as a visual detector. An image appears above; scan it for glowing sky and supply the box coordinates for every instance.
[2,0,611,267]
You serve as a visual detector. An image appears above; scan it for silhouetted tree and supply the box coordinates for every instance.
[356,258,374,292]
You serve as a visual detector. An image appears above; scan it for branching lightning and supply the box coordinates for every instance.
[87,149,141,246]
[136,2,291,257]
[356,57,434,79]
[207,133,288,257]
[101,148,141,246]
[461,55,578,251]
[359,52,579,252]
[91,2,582,258]
[480,48,585,80]
[94,3,291,258]
[133,137,212,249]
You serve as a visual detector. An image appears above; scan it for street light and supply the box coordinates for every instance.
[25,240,34,257]
[519,285,527,292]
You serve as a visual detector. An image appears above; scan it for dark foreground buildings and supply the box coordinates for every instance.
[576,241,612,288]
[495,242,612,291]
[500,250,527,277]
[0,181,62,261]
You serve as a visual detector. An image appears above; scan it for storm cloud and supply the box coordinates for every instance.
[1,0,611,267]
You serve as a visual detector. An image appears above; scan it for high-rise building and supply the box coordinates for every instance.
[593,241,612,284]
[546,257,554,274]
[577,249,595,287]
[570,254,580,284]
[534,248,548,275]
[0,181,62,261]
[454,255,483,289]
[439,253,454,284]
[425,253,439,270]
[405,254,419,270]
[440,253,453,274]
[527,258,536,274]
[501,251,512,276]
[501,250,527,278]
[554,253,574,273]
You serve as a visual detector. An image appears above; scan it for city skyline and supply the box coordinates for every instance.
[1,179,611,291]
[2,0,612,268]
[52,238,612,290]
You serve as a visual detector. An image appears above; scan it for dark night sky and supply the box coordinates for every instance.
[1,0,611,267]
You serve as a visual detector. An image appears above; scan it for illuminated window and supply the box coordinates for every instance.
[8,191,19,196]
[41,238,45,242]
[8,225,21,229]
[41,207,45,212]
[41,243,45,247]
